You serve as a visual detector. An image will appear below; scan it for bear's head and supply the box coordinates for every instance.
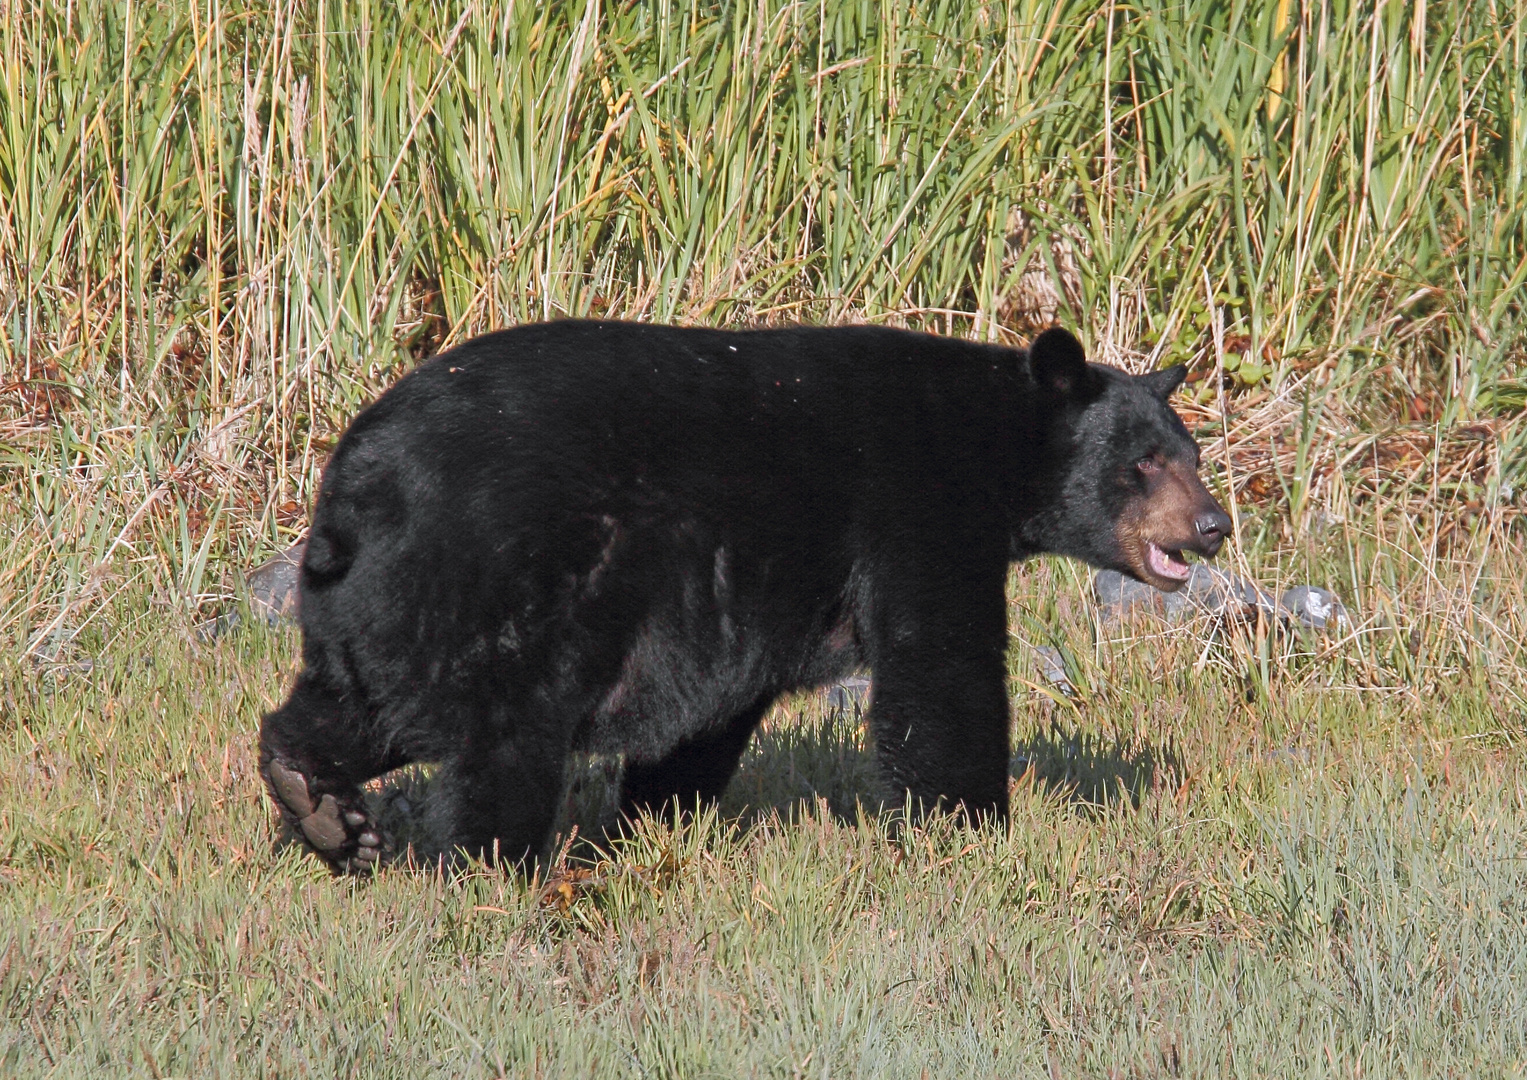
[1022,328,1233,592]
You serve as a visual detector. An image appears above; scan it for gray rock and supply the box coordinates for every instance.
[1093,570,1165,618]
[1280,585,1348,630]
[1307,508,1345,537]
[29,627,80,665]
[825,674,872,714]
[1031,645,1074,695]
[194,615,229,642]
[195,541,308,641]
[1172,564,1279,621]
[247,542,306,625]
[1095,564,1280,624]
[1262,746,1313,766]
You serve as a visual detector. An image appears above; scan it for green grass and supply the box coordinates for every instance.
[4,0,1527,1075]
[4,555,1527,1077]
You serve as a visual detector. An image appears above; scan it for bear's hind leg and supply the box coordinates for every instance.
[434,722,574,871]
[619,697,771,824]
[260,673,409,873]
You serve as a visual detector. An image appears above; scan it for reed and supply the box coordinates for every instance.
[2,0,1523,642]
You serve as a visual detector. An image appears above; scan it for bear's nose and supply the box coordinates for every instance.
[1195,509,1232,553]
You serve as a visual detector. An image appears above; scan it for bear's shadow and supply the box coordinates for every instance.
[356,703,1182,864]
[1010,723,1186,810]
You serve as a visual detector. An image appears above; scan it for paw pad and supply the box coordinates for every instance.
[265,759,386,873]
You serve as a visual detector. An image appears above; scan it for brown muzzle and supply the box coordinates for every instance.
[1118,460,1232,591]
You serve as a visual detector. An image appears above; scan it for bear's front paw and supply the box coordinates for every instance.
[265,759,385,873]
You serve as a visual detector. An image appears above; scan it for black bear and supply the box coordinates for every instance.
[259,322,1230,872]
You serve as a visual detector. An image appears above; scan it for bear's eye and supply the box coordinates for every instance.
[1136,456,1161,475]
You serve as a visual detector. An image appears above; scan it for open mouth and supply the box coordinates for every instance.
[1145,541,1192,583]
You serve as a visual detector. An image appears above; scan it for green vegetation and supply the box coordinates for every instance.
[6,559,1527,1076]
[3,0,1526,1075]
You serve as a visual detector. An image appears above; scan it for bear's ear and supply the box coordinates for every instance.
[1139,365,1188,401]
[1028,327,1094,399]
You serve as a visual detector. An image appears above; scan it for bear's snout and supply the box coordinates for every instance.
[1193,508,1232,555]
[1116,457,1233,590]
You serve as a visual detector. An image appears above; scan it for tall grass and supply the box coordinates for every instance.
[1,0,1523,646]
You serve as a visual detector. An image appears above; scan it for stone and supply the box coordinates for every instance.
[247,542,306,625]
[1031,645,1074,695]
[1095,565,1281,624]
[1263,746,1313,766]
[1307,508,1345,537]
[1092,569,1165,618]
[1280,585,1348,630]
[196,540,310,641]
[1172,564,1279,621]
[825,674,872,714]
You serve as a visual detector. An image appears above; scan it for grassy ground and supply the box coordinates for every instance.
[4,0,1527,1075]
[5,526,1527,1076]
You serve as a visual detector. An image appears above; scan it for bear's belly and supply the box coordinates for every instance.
[578,614,862,760]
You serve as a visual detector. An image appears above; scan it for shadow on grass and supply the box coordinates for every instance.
[1012,721,1187,810]
[325,702,880,868]
[722,704,878,826]
[320,704,1182,870]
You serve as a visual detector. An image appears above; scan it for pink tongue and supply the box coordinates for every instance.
[1147,542,1191,581]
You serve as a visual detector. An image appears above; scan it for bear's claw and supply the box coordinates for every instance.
[265,758,386,873]
[267,759,315,817]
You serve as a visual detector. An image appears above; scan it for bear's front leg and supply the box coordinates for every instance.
[861,564,1012,823]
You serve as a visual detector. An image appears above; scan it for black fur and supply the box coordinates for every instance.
[260,321,1217,870]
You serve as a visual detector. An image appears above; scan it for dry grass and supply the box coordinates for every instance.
[4,551,1527,1076]
[2,0,1523,651]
